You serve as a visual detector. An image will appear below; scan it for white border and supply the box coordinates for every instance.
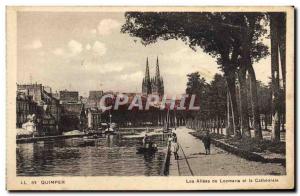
[1,1,299,195]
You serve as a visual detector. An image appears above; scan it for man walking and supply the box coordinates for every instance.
[202,131,211,155]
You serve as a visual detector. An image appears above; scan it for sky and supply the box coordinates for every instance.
[17,11,272,97]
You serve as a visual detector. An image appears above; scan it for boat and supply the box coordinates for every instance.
[136,146,158,154]
[136,142,158,154]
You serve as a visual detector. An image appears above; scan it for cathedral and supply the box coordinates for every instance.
[142,57,164,96]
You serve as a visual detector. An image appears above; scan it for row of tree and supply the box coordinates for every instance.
[185,72,285,139]
[121,11,286,141]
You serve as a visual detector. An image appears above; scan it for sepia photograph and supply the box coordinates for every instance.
[6,6,294,190]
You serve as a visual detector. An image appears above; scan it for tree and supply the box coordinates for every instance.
[258,81,272,130]
[121,12,268,138]
[270,13,282,142]
[185,72,207,120]
[208,74,227,134]
[186,72,207,96]
[237,14,269,139]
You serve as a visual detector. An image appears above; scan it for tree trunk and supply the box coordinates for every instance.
[270,13,281,142]
[248,65,263,140]
[281,113,285,131]
[278,13,286,95]
[226,90,234,136]
[225,71,241,138]
[217,117,220,134]
[238,67,251,138]
[264,113,268,131]
[278,13,286,134]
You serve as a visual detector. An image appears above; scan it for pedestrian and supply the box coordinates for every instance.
[172,132,177,142]
[171,140,179,160]
[202,131,211,155]
[167,134,173,146]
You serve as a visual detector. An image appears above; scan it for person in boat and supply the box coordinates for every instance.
[202,131,211,155]
[171,140,179,160]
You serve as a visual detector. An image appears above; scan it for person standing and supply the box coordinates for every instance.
[171,140,179,160]
[172,132,177,142]
[202,131,211,155]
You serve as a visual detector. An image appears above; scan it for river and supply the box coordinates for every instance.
[17,134,168,176]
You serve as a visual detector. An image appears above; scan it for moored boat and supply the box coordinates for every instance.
[136,142,158,154]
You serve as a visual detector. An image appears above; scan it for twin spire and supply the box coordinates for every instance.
[142,56,164,96]
[145,56,160,80]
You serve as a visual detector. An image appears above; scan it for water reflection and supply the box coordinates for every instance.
[17,134,167,176]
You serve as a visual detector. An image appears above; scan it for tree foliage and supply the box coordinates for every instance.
[122,12,269,70]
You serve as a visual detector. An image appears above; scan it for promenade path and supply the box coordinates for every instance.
[169,127,286,176]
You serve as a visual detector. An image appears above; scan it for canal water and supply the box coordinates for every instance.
[17,134,168,176]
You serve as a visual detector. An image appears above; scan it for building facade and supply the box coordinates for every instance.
[16,92,38,128]
[87,108,102,130]
[142,57,164,96]
[17,83,43,104]
[60,103,87,131]
[86,90,104,108]
[59,90,79,103]
[17,83,62,136]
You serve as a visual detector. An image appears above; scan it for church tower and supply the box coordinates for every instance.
[142,57,164,96]
[142,57,152,94]
[152,56,164,96]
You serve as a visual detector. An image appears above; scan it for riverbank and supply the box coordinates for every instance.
[16,134,89,144]
[190,130,286,165]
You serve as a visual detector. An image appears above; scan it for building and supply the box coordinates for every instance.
[37,105,58,136]
[86,90,104,108]
[17,83,43,104]
[89,90,104,100]
[142,57,164,96]
[59,90,79,103]
[60,103,87,131]
[17,83,62,136]
[42,90,61,124]
[52,90,60,100]
[87,108,102,130]
[16,92,38,128]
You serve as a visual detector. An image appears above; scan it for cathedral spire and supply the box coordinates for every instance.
[155,56,160,78]
[142,57,152,94]
[145,57,150,81]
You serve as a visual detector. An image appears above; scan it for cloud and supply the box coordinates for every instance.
[92,41,106,56]
[97,19,121,35]
[98,63,123,73]
[164,47,220,81]
[120,71,143,81]
[81,61,136,75]
[24,39,42,49]
[68,39,82,55]
[52,48,65,56]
